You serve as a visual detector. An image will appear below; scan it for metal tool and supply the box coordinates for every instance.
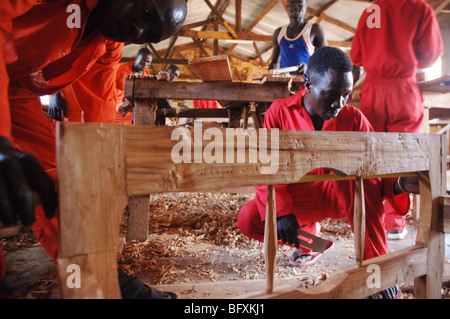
[270,65,299,74]
[296,228,329,253]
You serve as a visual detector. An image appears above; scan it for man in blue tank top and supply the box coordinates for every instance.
[269,0,327,75]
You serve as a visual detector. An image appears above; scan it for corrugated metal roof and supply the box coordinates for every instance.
[122,0,449,80]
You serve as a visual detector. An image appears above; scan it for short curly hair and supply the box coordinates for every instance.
[307,47,352,82]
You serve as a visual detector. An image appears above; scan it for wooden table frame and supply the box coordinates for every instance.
[56,123,449,299]
[123,77,297,242]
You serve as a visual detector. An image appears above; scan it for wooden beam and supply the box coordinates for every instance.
[177,28,272,42]
[414,133,447,298]
[123,127,432,196]
[57,123,127,298]
[264,185,277,294]
[128,79,294,101]
[235,0,242,33]
[353,177,366,265]
[243,246,428,299]
[203,0,238,38]
[439,195,450,233]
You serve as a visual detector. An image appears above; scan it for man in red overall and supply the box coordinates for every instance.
[0,0,187,298]
[351,0,443,239]
[237,47,417,298]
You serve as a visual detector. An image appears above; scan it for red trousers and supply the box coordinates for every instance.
[238,178,408,260]
[360,77,422,231]
[7,80,59,264]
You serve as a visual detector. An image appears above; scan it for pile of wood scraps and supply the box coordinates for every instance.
[117,192,354,288]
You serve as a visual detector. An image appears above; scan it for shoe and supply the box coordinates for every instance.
[366,285,403,299]
[118,268,177,299]
[289,239,333,267]
[387,228,407,240]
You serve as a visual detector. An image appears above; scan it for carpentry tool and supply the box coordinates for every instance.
[296,228,329,253]
[269,63,307,75]
[269,65,299,74]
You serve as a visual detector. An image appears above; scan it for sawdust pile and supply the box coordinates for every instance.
[118,192,353,288]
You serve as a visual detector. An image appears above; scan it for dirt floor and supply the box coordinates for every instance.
[1,192,450,299]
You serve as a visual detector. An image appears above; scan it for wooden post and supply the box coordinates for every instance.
[264,185,277,294]
[126,98,158,241]
[353,177,365,265]
[57,123,127,299]
[414,133,447,298]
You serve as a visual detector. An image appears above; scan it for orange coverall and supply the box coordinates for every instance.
[0,0,123,276]
[0,0,38,283]
[114,61,150,125]
[351,0,443,231]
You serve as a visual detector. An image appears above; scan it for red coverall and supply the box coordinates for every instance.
[193,100,219,109]
[237,89,409,260]
[114,61,150,125]
[0,0,123,277]
[350,0,443,231]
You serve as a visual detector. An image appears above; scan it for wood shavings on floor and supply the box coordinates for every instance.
[117,192,354,291]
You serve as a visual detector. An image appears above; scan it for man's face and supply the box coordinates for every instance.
[305,69,353,121]
[97,0,187,44]
[287,0,307,20]
[168,69,180,81]
[134,53,152,72]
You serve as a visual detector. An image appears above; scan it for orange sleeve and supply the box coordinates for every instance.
[0,0,39,140]
[0,31,11,139]
[0,0,37,31]
[70,40,124,123]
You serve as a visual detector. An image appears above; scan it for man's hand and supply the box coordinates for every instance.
[394,176,420,195]
[48,91,67,121]
[118,98,132,116]
[296,63,307,75]
[0,136,57,226]
[277,214,300,248]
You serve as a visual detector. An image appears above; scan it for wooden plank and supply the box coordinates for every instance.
[133,98,157,125]
[414,133,447,298]
[126,196,150,242]
[161,108,228,118]
[188,55,233,82]
[242,246,428,299]
[128,78,293,102]
[57,123,127,299]
[439,195,450,233]
[264,185,277,294]
[124,127,432,196]
[353,177,365,265]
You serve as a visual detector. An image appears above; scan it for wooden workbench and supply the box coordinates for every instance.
[124,75,303,128]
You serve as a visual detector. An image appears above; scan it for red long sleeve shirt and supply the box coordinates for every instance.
[351,0,443,81]
[255,89,407,221]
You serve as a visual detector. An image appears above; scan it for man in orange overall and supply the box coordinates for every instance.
[351,0,443,239]
[115,48,152,125]
[237,47,418,298]
[0,0,187,298]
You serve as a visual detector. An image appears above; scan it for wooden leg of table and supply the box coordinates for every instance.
[353,177,365,265]
[242,105,249,129]
[57,123,127,299]
[414,134,447,298]
[264,185,277,294]
[126,196,150,242]
[228,108,242,128]
[127,99,156,241]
